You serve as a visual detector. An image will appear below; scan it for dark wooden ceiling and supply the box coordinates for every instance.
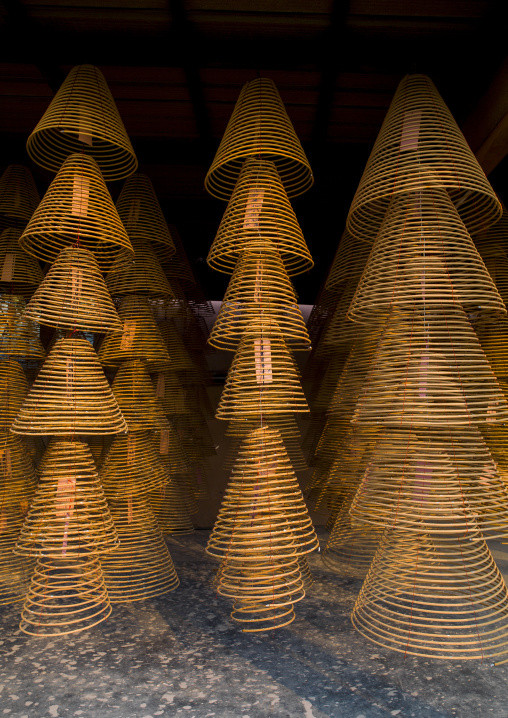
[1,0,508,302]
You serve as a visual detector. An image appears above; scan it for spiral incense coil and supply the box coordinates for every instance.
[476,315,508,383]
[26,64,137,181]
[24,246,123,333]
[0,165,40,230]
[0,295,45,362]
[85,434,110,469]
[319,277,366,348]
[172,413,217,459]
[0,359,29,431]
[208,159,312,277]
[19,154,133,270]
[311,349,354,413]
[148,481,195,535]
[0,506,35,605]
[11,338,127,436]
[347,74,501,243]
[15,438,118,558]
[473,243,508,306]
[151,371,190,415]
[101,431,168,499]
[207,426,318,560]
[22,434,46,468]
[352,306,508,427]
[101,496,180,602]
[115,173,175,257]
[0,432,37,506]
[106,234,175,299]
[98,295,171,370]
[224,416,307,471]
[157,319,197,374]
[350,426,508,538]
[111,360,169,432]
[351,529,508,660]
[216,319,308,419]
[164,224,196,282]
[205,78,313,200]
[19,555,111,636]
[347,189,505,323]
[325,229,372,291]
[474,198,508,251]
[0,229,44,297]
[151,424,189,474]
[297,556,313,592]
[209,240,311,351]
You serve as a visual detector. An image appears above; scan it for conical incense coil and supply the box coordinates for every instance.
[0,432,37,507]
[205,77,313,200]
[111,360,169,432]
[115,173,175,257]
[11,338,127,435]
[26,64,137,181]
[164,224,196,282]
[150,371,189,415]
[319,276,366,348]
[347,188,505,323]
[24,246,123,333]
[101,431,168,499]
[98,295,171,370]
[217,555,305,632]
[151,424,189,475]
[101,496,179,602]
[0,295,45,362]
[347,74,501,242]
[0,165,40,230]
[0,506,35,606]
[216,319,309,419]
[298,556,313,592]
[106,235,175,299]
[0,228,44,298]
[352,306,508,427]
[350,426,508,539]
[85,434,109,469]
[311,349,353,412]
[207,158,313,276]
[325,229,371,291]
[207,426,318,560]
[209,240,311,351]
[19,154,133,270]
[225,416,307,471]
[148,480,195,535]
[476,316,508,384]
[157,320,197,376]
[15,438,118,558]
[351,529,508,660]
[474,242,508,306]
[19,555,111,636]
[0,359,29,432]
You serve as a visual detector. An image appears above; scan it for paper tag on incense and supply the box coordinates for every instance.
[156,373,165,399]
[160,429,169,455]
[120,319,136,350]
[400,109,422,151]
[254,337,273,384]
[72,175,90,217]
[66,357,75,398]
[1,253,15,283]
[243,187,265,230]
[55,475,76,520]
[78,104,93,146]
[20,500,28,515]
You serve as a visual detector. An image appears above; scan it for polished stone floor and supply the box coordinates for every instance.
[1,531,508,718]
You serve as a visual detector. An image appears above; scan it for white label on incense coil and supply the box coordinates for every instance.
[156,373,165,399]
[243,187,265,230]
[254,338,273,384]
[400,109,422,151]
[160,429,169,455]
[66,358,75,399]
[70,266,83,309]
[78,104,93,146]
[55,475,76,520]
[120,319,136,350]
[72,175,90,217]
[1,253,15,282]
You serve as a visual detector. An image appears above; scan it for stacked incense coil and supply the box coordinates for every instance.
[0,228,44,299]
[205,77,317,631]
[0,165,40,230]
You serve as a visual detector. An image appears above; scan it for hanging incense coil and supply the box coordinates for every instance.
[224,416,307,472]
[158,320,202,377]
[351,528,508,660]
[98,294,171,370]
[85,434,109,469]
[0,165,40,230]
[476,315,508,384]
[0,228,44,298]
[0,432,37,506]
[151,371,190,415]
[347,188,505,323]
[19,154,133,270]
[207,159,313,276]
[473,235,508,306]
[111,360,169,432]
[209,240,311,351]
[297,556,313,592]
[24,246,123,333]
[0,506,34,605]
[11,338,127,435]
[205,77,313,200]
[101,431,168,498]
[0,359,29,431]
[311,349,353,412]
[0,295,45,362]
[106,234,175,299]
[101,495,179,602]
[26,64,137,181]
[207,426,318,560]
[19,555,111,636]
[325,229,371,291]
[352,306,508,427]
[319,276,366,349]
[148,480,195,535]
[115,173,175,258]
[164,224,196,282]
[347,74,501,243]
[15,438,118,558]
[172,413,216,459]
[151,424,189,475]
[216,319,309,419]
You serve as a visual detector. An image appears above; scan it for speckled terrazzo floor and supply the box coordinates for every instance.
[1,531,508,718]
